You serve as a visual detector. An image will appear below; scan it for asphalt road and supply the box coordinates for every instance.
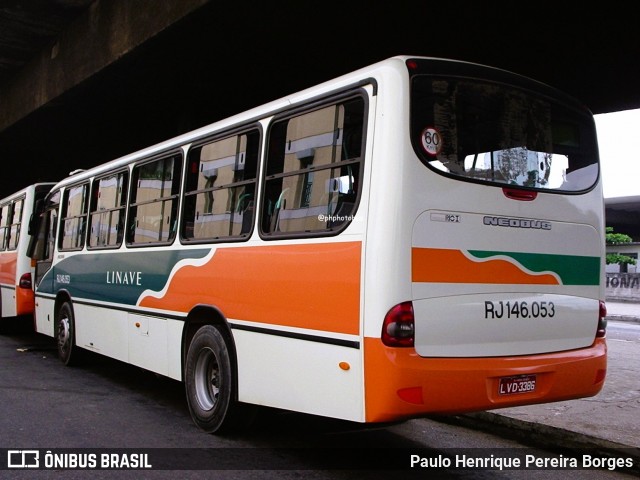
[0,323,637,479]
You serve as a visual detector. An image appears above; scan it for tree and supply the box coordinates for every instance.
[605,227,637,270]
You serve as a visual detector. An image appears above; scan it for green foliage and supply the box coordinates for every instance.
[606,252,637,266]
[605,227,636,266]
[606,226,633,245]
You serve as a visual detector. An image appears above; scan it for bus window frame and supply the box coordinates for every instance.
[32,190,60,286]
[0,200,15,251]
[126,151,183,248]
[258,89,369,241]
[58,182,90,252]
[407,70,600,196]
[87,168,130,250]
[0,203,7,250]
[7,196,25,251]
[180,124,262,245]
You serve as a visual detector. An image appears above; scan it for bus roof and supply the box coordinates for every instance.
[46,55,580,191]
[0,182,56,203]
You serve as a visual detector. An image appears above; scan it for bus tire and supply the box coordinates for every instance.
[185,325,244,433]
[56,301,78,366]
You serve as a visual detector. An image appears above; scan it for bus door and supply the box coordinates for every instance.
[29,196,59,334]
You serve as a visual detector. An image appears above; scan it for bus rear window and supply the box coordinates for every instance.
[410,76,599,192]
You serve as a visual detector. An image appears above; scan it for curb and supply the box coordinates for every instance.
[606,314,640,325]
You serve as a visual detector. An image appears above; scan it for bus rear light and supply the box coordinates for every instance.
[397,386,424,405]
[596,300,607,338]
[503,188,537,201]
[19,273,32,289]
[406,59,419,71]
[382,302,415,347]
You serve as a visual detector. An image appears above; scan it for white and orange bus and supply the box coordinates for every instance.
[0,183,54,325]
[30,56,607,433]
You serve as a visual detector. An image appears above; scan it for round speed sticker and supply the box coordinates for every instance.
[420,127,442,156]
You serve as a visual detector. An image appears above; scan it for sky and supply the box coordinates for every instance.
[595,109,640,198]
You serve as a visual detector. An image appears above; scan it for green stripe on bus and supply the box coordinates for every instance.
[468,250,601,286]
[37,249,211,305]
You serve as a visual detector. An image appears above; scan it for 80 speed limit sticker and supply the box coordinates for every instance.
[420,126,442,156]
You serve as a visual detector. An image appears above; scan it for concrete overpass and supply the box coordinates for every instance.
[0,0,639,198]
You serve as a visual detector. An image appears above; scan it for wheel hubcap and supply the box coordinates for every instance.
[194,347,220,411]
[58,316,70,355]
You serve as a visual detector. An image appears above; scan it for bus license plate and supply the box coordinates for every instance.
[498,374,536,395]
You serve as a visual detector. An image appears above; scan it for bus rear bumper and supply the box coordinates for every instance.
[16,286,35,316]
[363,337,607,423]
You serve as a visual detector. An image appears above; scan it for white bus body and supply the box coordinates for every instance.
[31,57,606,432]
[0,183,54,321]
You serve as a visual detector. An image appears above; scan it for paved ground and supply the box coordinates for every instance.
[605,301,640,324]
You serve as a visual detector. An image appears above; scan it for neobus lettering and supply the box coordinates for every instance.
[106,271,142,286]
[483,216,552,230]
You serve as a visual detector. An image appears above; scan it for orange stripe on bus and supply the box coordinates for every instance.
[0,251,17,286]
[411,247,559,285]
[139,242,362,335]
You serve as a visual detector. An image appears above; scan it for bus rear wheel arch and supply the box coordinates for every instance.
[184,324,255,433]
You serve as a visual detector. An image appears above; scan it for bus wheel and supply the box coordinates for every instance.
[185,325,237,433]
[56,302,77,366]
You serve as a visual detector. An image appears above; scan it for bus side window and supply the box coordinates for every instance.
[261,95,365,237]
[128,154,182,245]
[59,183,89,251]
[0,203,8,250]
[8,198,24,250]
[182,129,259,242]
[88,170,128,249]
